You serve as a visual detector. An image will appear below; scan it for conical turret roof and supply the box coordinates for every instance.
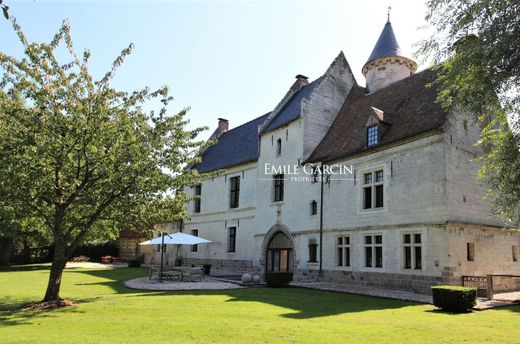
[365,20,402,63]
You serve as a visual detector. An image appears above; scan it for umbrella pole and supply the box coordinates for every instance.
[159,231,165,283]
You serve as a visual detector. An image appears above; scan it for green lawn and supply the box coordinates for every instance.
[1,267,519,343]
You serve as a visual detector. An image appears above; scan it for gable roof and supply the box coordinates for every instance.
[193,113,270,173]
[307,69,448,163]
[261,78,321,133]
[366,21,402,63]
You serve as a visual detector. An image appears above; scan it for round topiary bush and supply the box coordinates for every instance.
[432,286,477,312]
[264,272,293,287]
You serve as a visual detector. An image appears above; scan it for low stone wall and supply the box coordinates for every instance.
[294,269,459,295]
[493,275,520,292]
[183,257,256,274]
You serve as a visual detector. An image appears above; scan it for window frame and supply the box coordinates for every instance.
[364,234,383,268]
[276,138,282,156]
[362,169,384,210]
[336,236,351,268]
[308,239,318,263]
[367,125,378,146]
[403,233,422,270]
[227,227,237,253]
[310,200,318,215]
[229,176,240,209]
[191,229,199,252]
[193,185,201,213]
[273,174,284,202]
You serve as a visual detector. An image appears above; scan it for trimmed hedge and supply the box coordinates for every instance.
[432,286,477,312]
[264,272,293,287]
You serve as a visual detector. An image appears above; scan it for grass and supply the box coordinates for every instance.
[1,266,520,343]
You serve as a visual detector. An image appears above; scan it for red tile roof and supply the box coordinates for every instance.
[307,69,447,163]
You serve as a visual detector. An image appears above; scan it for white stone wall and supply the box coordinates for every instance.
[183,162,258,266]
[444,224,520,277]
[443,111,504,227]
[302,52,357,161]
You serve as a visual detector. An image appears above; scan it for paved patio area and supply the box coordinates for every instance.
[122,277,244,291]
[65,261,127,269]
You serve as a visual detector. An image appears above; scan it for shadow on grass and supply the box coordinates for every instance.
[0,264,51,272]
[0,297,95,326]
[72,268,415,319]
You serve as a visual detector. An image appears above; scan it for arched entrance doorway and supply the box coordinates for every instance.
[265,232,294,272]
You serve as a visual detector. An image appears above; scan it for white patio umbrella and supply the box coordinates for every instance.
[139,232,212,282]
[139,232,212,246]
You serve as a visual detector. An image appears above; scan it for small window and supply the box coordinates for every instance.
[308,239,318,262]
[513,246,519,262]
[229,176,240,208]
[467,242,475,261]
[363,170,384,209]
[191,229,199,252]
[310,200,318,215]
[276,139,282,155]
[403,233,422,270]
[228,227,236,253]
[367,125,378,146]
[337,236,350,267]
[365,234,383,268]
[193,185,201,213]
[273,174,284,202]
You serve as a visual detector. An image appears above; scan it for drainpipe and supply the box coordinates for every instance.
[319,162,324,273]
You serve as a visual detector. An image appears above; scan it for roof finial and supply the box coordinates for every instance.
[387,6,392,23]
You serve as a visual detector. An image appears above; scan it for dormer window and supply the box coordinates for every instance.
[276,139,282,155]
[367,125,378,146]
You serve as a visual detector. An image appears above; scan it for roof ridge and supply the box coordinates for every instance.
[219,112,271,137]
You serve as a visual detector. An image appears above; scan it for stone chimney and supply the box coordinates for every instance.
[290,74,309,91]
[217,118,229,136]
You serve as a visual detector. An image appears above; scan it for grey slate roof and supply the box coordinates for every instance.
[366,21,402,63]
[193,113,270,173]
[261,78,321,133]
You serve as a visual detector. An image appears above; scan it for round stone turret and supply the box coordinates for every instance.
[362,19,417,93]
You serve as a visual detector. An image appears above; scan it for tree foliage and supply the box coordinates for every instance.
[0,19,211,301]
[419,0,520,224]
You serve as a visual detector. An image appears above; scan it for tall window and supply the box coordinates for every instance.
[513,245,519,262]
[310,200,318,215]
[194,185,201,213]
[365,235,383,268]
[337,236,350,267]
[308,239,318,263]
[229,176,240,208]
[367,125,378,146]
[227,227,236,253]
[273,174,284,202]
[467,242,475,261]
[191,229,199,252]
[403,233,422,270]
[363,170,384,209]
[276,138,282,155]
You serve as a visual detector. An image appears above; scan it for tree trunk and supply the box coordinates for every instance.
[43,241,67,302]
[0,237,14,266]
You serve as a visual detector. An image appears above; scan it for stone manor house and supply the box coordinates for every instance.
[179,19,520,293]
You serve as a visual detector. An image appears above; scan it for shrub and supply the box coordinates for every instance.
[75,243,119,262]
[264,272,293,287]
[432,286,477,312]
[70,255,90,263]
[127,255,143,268]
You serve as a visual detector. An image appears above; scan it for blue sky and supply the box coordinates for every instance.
[1,0,430,138]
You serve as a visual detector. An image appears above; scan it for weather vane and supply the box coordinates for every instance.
[387,6,392,22]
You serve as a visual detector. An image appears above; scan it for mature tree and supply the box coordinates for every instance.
[0,20,210,302]
[419,0,520,224]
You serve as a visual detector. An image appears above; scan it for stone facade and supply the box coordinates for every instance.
[178,22,519,295]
